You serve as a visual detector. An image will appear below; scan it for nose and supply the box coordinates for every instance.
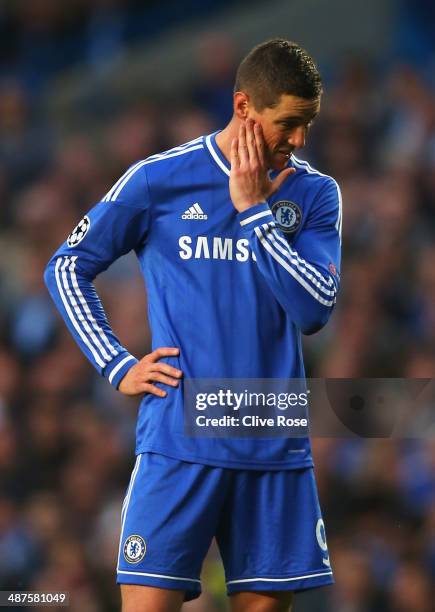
[287,126,306,149]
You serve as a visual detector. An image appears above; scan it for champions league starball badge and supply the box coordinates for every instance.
[67,215,90,247]
[271,200,302,234]
[123,535,146,563]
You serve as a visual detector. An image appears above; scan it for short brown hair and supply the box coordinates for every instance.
[234,39,322,110]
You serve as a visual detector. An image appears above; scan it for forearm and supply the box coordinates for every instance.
[44,254,138,388]
[239,204,338,334]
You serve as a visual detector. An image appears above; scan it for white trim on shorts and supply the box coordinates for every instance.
[226,569,333,585]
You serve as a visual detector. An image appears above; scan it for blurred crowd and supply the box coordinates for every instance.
[0,0,237,97]
[0,2,435,611]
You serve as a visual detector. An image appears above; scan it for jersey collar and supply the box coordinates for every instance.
[205,131,230,177]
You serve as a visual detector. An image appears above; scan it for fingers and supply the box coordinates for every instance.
[147,372,180,387]
[270,167,296,194]
[137,369,180,398]
[229,119,269,212]
[144,347,182,393]
[119,368,181,397]
[150,362,183,378]
[238,122,249,165]
[118,374,169,398]
[142,383,168,398]
[230,138,240,169]
[244,120,259,166]
[238,120,261,167]
[118,346,183,397]
[253,122,265,166]
[147,347,180,362]
[121,370,180,397]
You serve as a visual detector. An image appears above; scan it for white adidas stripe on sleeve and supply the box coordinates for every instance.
[102,161,143,202]
[60,257,113,362]
[69,256,119,357]
[269,226,335,290]
[55,258,106,368]
[144,136,203,164]
[103,145,204,203]
[292,155,342,242]
[55,256,122,368]
[102,138,205,203]
[264,228,336,298]
[254,227,336,306]
[108,355,136,384]
[240,210,274,226]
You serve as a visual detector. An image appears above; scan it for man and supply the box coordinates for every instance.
[45,39,342,612]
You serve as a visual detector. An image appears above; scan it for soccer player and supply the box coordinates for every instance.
[45,39,342,612]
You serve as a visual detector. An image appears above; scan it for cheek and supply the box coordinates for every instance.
[263,130,282,149]
[261,131,277,149]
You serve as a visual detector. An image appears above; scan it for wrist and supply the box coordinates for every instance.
[234,199,267,213]
[104,352,138,389]
[237,202,274,231]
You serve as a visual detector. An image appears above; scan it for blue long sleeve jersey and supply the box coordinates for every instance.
[45,132,342,470]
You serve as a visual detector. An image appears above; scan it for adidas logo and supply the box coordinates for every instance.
[181,203,208,220]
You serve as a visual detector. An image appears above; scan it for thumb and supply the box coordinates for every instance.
[270,167,295,195]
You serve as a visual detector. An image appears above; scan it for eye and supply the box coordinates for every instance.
[279,119,314,131]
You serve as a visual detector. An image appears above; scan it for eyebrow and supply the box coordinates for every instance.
[274,113,317,124]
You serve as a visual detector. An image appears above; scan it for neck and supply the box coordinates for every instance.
[215,116,241,163]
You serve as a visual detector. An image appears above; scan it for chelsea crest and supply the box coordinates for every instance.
[271,200,302,234]
[123,534,146,563]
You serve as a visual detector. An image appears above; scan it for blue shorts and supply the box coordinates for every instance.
[117,452,333,601]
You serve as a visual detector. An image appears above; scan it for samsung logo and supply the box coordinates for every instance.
[178,236,256,262]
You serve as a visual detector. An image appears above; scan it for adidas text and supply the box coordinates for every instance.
[181,204,208,220]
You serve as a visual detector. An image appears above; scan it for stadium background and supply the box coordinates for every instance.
[0,0,434,610]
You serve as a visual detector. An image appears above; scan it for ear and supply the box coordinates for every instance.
[233,91,249,120]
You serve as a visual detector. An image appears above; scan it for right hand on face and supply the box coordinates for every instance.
[118,347,183,397]
[229,119,295,213]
